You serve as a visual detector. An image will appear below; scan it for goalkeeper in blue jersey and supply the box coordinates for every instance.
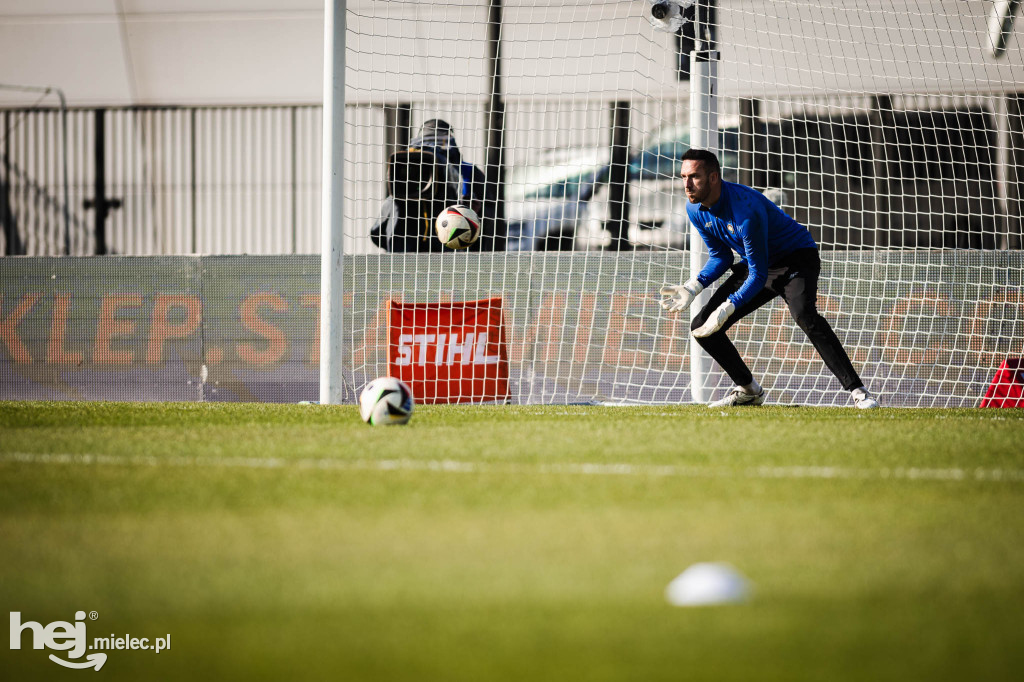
[660,148,879,409]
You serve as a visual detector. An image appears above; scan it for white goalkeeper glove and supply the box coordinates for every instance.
[659,278,704,314]
[692,300,736,338]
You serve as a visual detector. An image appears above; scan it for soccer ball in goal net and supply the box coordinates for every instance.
[330,0,1024,408]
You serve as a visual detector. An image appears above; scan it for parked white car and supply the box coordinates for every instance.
[504,125,766,251]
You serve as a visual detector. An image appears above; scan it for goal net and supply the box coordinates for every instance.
[337,0,1024,407]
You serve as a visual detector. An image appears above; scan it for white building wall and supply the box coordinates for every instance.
[1,1,1021,108]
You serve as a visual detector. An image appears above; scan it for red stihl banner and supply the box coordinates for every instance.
[388,297,510,404]
[979,358,1024,408]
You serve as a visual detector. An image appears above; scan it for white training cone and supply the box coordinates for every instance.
[665,562,751,606]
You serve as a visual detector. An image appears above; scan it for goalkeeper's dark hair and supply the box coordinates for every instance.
[682,148,721,176]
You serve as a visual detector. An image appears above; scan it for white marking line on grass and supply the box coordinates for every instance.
[3,452,1023,484]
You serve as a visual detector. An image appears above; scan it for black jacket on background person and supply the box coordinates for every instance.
[370,119,494,253]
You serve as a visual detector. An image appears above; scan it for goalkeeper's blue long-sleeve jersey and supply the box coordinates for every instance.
[686,181,816,308]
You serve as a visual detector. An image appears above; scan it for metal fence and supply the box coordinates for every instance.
[1,106,326,257]
[0,100,678,256]
[2,95,1023,256]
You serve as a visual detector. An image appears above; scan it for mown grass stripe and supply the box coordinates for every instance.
[4,452,1022,483]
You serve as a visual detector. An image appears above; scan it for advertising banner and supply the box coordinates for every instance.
[388,297,510,404]
[1,253,1021,406]
[979,358,1024,408]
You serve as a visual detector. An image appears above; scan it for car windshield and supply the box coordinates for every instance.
[506,126,743,204]
[630,125,740,182]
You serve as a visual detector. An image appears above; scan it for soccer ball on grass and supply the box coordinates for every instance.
[359,377,414,426]
[435,205,481,249]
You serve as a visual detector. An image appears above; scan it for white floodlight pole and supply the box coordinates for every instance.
[320,0,347,404]
[688,48,719,404]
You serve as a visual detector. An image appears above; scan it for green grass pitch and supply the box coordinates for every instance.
[2,401,1023,681]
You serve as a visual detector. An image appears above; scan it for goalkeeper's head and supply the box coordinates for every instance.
[680,148,722,206]
[681,148,721,176]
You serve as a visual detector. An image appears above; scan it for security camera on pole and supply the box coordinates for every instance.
[645,0,694,33]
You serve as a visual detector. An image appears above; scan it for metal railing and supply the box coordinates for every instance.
[2,95,1022,256]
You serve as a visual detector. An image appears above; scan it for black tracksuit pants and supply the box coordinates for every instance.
[690,248,864,391]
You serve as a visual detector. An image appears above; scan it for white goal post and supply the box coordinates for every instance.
[323,0,1024,408]
[321,0,347,405]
